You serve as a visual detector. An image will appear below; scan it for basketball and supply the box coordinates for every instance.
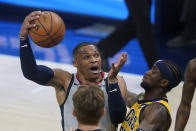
[29,11,65,48]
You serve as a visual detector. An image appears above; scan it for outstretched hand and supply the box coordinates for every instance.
[108,52,127,83]
[19,11,42,40]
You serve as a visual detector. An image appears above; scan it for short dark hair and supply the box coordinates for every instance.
[72,42,98,58]
[72,84,105,125]
[164,60,182,92]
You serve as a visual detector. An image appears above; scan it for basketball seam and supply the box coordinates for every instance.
[51,19,64,38]
[35,34,65,44]
[29,12,53,36]
[34,20,64,44]
[37,13,57,45]
[47,12,53,34]
[35,35,64,48]
[35,13,64,45]
[29,27,48,36]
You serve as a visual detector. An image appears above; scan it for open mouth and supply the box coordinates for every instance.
[90,66,99,74]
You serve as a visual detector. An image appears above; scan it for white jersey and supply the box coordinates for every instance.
[60,72,115,131]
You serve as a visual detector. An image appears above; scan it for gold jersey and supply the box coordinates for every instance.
[120,98,171,131]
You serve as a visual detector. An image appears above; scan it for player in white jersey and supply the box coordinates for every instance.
[19,11,127,131]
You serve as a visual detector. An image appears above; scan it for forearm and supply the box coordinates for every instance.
[175,105,191,131]
[20,38,37,75]
[107,82,127,125]
[20,38,54,85]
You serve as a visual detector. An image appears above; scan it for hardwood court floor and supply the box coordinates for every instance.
[0,55,195,131]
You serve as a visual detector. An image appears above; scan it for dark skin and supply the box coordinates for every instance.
[126,64,171,131]
[19,11,127,106]
[175,58,196,131]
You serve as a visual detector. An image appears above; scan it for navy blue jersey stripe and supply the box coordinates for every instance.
[60,73,74,131]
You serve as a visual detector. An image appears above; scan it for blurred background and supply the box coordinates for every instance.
[0,0,195,75]
[0,0,196,131]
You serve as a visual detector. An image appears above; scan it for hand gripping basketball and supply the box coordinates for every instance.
[29,11,66,48]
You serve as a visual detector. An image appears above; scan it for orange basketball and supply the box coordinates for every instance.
[29,11,65,48]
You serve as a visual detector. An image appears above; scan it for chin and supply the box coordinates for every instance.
[140,81,150,91]
[90,73,100,79]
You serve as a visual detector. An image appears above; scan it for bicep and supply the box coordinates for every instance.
[126,90,138,107]
[47,68,72,89]
[181,81,196,106]
[116,75,139,107]
[117,76,127,99]
[181,59,196,106]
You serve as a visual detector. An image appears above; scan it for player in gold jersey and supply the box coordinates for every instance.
[121,60,182,131]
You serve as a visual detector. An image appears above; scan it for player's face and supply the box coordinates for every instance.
[75,45,102,79]
[141,65,163,90]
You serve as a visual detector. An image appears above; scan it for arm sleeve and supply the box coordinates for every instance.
[107,82,127,125]
[20,38,54,85]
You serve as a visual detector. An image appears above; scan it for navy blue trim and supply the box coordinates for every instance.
[60,74,74,131]
[138,101,170,124]
[138,98,168,104]
[154,102,170,114]
[60,100,65,131]
[105,77,109,93]
[139,105,146,124]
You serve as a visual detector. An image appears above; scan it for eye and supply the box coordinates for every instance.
[83,55,89,60]
[94,53,100,58]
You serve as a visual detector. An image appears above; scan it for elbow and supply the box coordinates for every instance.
[22,71,41,84]
[22,72,47,85]
[22,70,34,80]
[178,104,191,114]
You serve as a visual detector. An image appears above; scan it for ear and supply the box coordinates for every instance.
[160,79,169,88]
[101,108,105,118]
[72,109,76,117]
[73,59,78,67]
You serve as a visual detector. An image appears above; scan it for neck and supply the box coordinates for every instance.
[78,123,100,131]
[144,88,166,100]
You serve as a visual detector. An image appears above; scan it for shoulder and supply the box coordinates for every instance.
[145,103,169,114]
[187,58,196,72]
[188,58,196,65]
[117,75,125,84]
[138,102,171,130]
[117,75,127,99]
[125,92,140,107]
[143,102,171,124]
[185,58,196,82]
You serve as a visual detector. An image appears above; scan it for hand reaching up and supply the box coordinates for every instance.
[108,52,127,83]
